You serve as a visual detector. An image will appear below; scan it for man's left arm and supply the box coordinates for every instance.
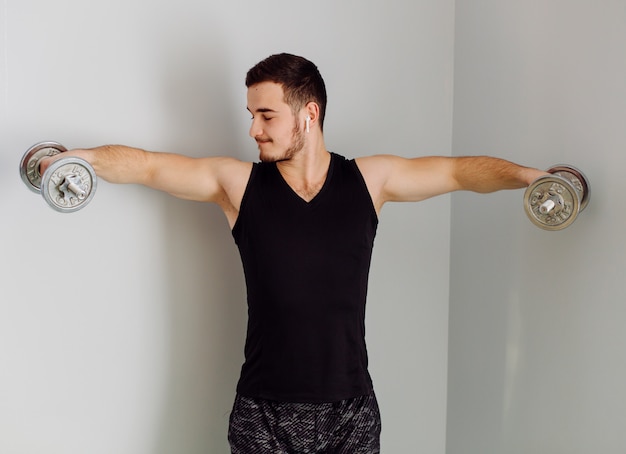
[356,155,547,213]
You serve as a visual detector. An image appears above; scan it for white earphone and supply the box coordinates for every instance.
[305,116,311,133]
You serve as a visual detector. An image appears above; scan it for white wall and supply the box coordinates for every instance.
[448,1,626,453]
[1,1,454,452]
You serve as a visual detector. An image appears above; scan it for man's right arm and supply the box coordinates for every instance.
[40,145,253,225]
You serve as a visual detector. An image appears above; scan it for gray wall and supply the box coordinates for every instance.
[448,1,626,453]
[1,0,454,452]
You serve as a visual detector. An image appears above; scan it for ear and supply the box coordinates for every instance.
[304,101,320,129]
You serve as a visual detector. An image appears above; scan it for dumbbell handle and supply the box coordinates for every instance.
[62,174,88,199]
[539,196,559,215]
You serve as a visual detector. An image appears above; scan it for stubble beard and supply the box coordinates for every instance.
[259,123,305,163]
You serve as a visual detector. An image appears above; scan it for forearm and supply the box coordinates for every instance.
[90,145,153,184]
[453,156,546,193]
[40,144,152,185]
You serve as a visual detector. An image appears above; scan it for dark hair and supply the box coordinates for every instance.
[246,53,327,130]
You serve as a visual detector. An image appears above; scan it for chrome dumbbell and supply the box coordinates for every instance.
[19,141,97,213]
[524,165,590,230]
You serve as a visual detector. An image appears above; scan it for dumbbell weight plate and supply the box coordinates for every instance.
[546,164,590,212]
[524,173,580,230]
[41,157,97,213]
[19,141,68,193]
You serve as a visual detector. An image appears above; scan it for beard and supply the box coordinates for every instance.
[259,122,306,163]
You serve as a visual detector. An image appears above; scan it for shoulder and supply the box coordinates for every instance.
[210,157,254,195]
[354,155,398,188]
[354,154,395,175]
[209,156,254,177]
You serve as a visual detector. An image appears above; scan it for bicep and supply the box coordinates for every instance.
[358,155,460,207]
[147,154,251,204]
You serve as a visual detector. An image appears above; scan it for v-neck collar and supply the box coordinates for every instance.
[274,152,335,206]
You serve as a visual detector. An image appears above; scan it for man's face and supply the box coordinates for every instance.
[247,82,305,163]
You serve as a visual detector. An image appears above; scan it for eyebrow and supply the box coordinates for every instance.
[246,107,279,114]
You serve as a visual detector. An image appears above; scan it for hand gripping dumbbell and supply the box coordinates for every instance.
[19,141,97,213]
[523,165,590,230]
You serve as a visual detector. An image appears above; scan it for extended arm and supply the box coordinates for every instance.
[356,154,547,213]
[40,145,252,225]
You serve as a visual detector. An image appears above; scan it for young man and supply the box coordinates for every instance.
[41,53,545,453]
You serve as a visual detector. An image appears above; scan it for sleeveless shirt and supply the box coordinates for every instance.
[231,152,379,403]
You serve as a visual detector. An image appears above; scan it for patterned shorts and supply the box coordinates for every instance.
[228,392,381,453]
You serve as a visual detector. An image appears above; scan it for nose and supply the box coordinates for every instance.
[249,117,262,139]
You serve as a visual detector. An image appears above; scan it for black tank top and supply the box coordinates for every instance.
[232,153,378,403]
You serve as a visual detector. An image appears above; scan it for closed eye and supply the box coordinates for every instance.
[247,106,278,121]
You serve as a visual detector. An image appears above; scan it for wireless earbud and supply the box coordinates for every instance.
[305,116,311,133]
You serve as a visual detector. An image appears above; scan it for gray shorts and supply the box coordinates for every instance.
[228,392,381,453]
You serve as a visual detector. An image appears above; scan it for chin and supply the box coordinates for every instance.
[259,149,294,163]
[259,150,278,163]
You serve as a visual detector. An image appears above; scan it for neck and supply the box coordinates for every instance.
[277,134,330,201]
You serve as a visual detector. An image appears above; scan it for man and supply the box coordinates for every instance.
[41,53,545,453]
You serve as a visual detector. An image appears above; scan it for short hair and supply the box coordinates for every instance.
[246,53,327,130]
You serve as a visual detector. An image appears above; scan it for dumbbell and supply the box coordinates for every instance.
[19,141,97,213]
[523,164,590,230]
